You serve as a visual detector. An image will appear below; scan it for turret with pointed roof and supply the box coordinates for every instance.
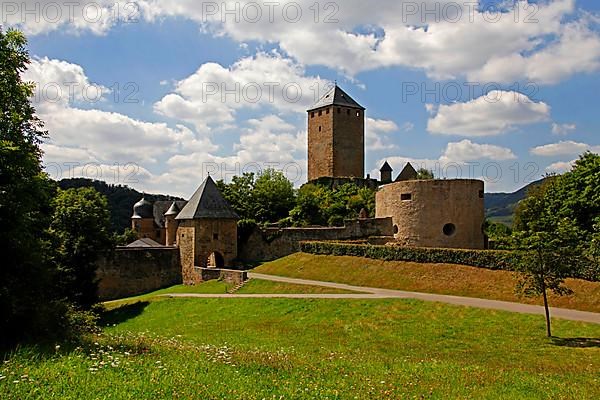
[176,176,239,221]
[380,161,393,184]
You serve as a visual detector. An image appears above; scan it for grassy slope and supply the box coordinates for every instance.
[2,298,599,399]
[254,253,600,313]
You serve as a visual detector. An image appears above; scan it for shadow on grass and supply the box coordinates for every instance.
[100,301,150,327]
[551,337,600,348]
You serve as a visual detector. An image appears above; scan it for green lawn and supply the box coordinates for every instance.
[2,297,599,399]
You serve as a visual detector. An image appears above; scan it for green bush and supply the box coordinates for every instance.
[300,241,520,270]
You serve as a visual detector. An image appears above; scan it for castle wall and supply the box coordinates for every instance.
[238,217,393,261]
[177,219,238,285]
[96,247,181,301]
[376,179,485,249]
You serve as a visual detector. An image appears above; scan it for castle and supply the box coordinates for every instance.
[126,85,485,287]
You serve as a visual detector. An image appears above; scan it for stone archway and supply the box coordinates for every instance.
[206,251,225,269]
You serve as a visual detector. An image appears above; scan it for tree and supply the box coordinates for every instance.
[513,219,584,337]
[217,173,256,221]
[0,28,62,346]
[416,168,434,180]
[50,188,114,309]
[252,169,295,223]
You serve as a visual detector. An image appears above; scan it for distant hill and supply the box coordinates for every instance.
[484,178,547,226]
[58,178,182,233]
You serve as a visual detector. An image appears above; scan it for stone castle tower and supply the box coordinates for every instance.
[175,176,239,284]
[307,85,365,181]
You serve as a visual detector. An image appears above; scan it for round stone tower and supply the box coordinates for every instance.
[376,179,485,249]
[131,197,155,239]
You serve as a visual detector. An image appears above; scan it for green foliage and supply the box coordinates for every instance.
[514,153,600,282]
[113,228,138,246]
[50,188,114,310]
[484,219,513,249]
[253,169,295,223]
[300,241,522,272]
[0,28,64,347]
[58,178,182,233]
[217,169,295,224]
[416,168,434,180]
[512,218,586,336]
[290,183,376,227]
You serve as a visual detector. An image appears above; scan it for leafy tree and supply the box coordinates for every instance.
[0,28,62,346]
[217,173,256,221]
[289,183,376,227]
[252,169,295,223]
[513,219,585,337]
[416,168,434,180]
[483,220,513,249]
[50,188,114,309]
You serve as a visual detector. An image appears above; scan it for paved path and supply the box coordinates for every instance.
[163,272,600,324]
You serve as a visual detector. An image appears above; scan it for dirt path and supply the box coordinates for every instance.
[162,272,600,324]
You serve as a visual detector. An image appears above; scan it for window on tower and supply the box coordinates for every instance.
[326,108,330,114]
[311,112,315,118]
[319,126,322,132]
[318,110,322,116]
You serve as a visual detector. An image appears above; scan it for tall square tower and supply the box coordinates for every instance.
[307,85,365,181]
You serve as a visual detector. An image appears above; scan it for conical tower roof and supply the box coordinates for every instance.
[175,176,239,220]
[395,163,418,182]
[164,201,181,217]
[308,85,365,111]
[380,161,393,172]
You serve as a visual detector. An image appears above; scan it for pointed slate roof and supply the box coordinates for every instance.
[395,162,418,182]
[308,85,365,111]
[164,201,181,216]
[380,161,393,172]
[175,176,240,220]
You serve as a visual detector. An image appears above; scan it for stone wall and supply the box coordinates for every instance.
[177,219,238,285]
[376,179,485,249]
[239,217,394,261]
[96,247,181,301]
[197,268,248,285]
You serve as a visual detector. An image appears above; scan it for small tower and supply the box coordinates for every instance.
[380,161,393,184]
[164,201,180,246]
[131,196,156,240]
[307,85,365,181]
[175,176,240,284]
[395,162,418,182]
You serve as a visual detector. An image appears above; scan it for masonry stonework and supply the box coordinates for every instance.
[376,179,485,249]
[96,247,181,301]
[239,217,394,261]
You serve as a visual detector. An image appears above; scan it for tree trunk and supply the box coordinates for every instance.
[541,281,552,337]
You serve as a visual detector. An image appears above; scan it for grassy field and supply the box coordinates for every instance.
[255,253,600,313]
[1,297,599,399]
[105,279,361,307]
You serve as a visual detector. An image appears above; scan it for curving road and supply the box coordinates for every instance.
[162,272,600,324]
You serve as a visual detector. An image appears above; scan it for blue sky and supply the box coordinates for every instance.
[5,0,600,196]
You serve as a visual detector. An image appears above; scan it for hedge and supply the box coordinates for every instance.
[300,241,599,282]
[300,241,522,272]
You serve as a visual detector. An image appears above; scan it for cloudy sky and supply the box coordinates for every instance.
[5,0,600,196]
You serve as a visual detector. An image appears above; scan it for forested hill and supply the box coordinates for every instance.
[58,178,182,233]
[484,178,547,225]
